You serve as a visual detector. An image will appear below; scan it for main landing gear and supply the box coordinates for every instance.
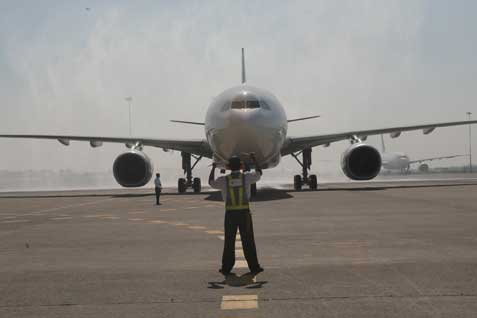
[178,152,203,193]
[291,148,317,191]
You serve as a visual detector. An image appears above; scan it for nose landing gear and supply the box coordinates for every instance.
[178,152,203,193]
[291,148,317,191]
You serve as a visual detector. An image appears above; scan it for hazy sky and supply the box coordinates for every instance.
[1,0,476,185]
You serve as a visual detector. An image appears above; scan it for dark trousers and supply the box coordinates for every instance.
[222,209,260,273]
[155,187,161,205]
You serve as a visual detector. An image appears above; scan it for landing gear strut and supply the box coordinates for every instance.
[178,152,203,193]
[291,148,317,191]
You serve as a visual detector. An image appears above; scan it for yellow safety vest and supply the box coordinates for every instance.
[225,173,250,211]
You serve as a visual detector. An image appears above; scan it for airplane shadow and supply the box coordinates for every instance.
[208,272,268,289]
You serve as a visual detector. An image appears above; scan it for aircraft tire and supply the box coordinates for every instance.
[193,177,201,193]
[178,178,187,193]
[293,175,302,191]
[309,174,318,190]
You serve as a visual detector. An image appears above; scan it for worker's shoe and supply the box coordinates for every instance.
[219,268,232,276]
[249,267,264,276]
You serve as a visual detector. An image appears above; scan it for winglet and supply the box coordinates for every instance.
[241,48,246,84]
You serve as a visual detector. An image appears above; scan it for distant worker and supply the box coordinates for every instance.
[209,154,264,276]
[154,173,162,205]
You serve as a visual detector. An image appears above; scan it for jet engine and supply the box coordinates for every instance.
[113,150,154,187]
[341,143,382,180]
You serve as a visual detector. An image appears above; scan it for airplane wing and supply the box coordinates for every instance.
[0,134,213,158]
[281,120,477,156]
[409,154,467,165]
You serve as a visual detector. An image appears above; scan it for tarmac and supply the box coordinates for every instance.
[1,178,477,317]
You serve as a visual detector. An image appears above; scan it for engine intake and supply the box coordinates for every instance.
[113,150,153,187]
[341,143,382,180]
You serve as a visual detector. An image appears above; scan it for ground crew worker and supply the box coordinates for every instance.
[209,154,264,276]
[154,173,162,205]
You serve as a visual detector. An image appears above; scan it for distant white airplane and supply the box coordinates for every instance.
[379,135,467,173]
[1,49,476,192]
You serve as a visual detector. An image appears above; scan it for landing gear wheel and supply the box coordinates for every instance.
[293,175,302,191]
[192,177,201,193]
[309,174,318,190]
[250,183,257,197]
[178,178,187,193]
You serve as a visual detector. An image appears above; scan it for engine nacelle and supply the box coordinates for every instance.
[113,150,154,187]
[341,143,382,180]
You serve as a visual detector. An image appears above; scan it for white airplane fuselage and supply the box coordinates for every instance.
[205,84,287,168]
[381,152,410,170]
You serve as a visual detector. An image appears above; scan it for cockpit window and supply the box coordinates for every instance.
[231,99,260,109]
[260,100,271,110]
[246,100,260,109]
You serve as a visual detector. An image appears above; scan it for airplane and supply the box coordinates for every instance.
[1,48,477,193]
[379,135,467,173]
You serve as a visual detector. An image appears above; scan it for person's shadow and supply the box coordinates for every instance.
[208,272,268,289]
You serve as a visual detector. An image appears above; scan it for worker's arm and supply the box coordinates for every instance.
[250,153,262,176]
[208,163,217,187]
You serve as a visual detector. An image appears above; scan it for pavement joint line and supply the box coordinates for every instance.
[2,293,477,309]
[50,217,73,220]
[221,295,258,310]
[27,198,115,214]
[159,208,176,212]
[100,216,120,220]
[185,206,198,209]
[128,211,146,214]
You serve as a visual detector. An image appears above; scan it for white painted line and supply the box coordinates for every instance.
[84,214,113,218]
[235,241,242,248]
[100,216,120,220]
[1,219,30,224]
[205,230,224,235]
[50,217,73,221]
[217,235,225,240]
[172,222,188,226]
[235,260,248,268]
[2,216,17,219]
[188,225,206,230]
[148,220,166,224]
[128,211,145,214]
[185,206,198,209]
[128,218,144,221]
[236,249,244,258]
[221,294,258,310]
[159,208,176,212]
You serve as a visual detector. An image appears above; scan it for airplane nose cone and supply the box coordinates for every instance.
[210,109,278,163]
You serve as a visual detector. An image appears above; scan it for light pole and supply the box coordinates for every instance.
[125,97,133,137]
[467,112,472,172]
